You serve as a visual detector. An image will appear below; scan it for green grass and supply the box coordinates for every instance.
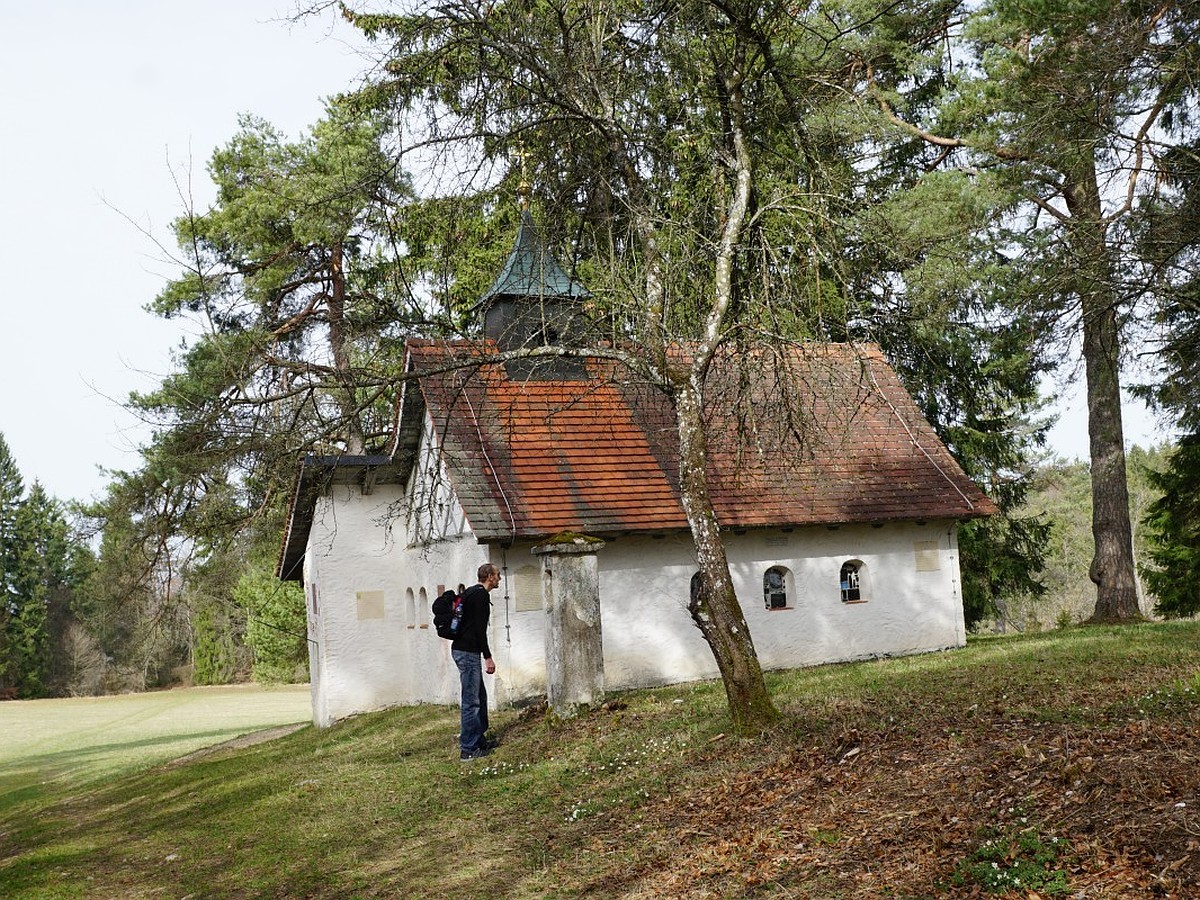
[0,683,311,811]
[1,623,1197,899]
[951,824,1071,895]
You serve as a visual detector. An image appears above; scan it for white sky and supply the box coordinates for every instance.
[1,1,373,504]
[0,2,1171,507]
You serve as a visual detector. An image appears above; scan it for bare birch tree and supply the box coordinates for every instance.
[334,0,910,728]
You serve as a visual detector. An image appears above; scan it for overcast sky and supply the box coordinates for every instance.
[0,2,1171,507]
[1,1,374,504]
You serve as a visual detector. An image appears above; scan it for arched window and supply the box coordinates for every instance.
[763,566,793,610]
[418,587,429,628]
[840,561,870,603]
[405,588,416,628]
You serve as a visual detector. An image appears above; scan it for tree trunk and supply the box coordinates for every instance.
[328,242,365,455]
[1081,294,1141,621]
[674,48,777,730]
[1065,170,1141,623]
[675,377,779,732]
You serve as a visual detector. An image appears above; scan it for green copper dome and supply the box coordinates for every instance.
[480,208,589,304]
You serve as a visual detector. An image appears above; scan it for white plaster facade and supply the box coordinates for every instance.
[301,425,967,726]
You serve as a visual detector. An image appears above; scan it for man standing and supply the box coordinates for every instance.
[453,563,499,760]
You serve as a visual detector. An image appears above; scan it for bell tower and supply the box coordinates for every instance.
[477,199,590,380]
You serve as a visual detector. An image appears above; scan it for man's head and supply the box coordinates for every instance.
[478,563,501,590]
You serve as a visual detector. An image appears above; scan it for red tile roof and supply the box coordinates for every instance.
[399,340,996,542]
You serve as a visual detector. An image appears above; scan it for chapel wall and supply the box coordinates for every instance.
[307,511,966,725]
[478,520,966,702]
[304,483,480,725]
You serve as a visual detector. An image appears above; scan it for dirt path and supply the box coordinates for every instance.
[169,722,309,765]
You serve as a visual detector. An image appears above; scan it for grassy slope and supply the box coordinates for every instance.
[1,624,1197,899]
[0,684,311,808]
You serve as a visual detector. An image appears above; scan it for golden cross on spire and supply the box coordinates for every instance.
[512,142,532,209]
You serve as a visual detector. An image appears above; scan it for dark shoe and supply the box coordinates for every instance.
[460,746,491,761]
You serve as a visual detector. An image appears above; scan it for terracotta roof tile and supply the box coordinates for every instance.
[402,340,996,541]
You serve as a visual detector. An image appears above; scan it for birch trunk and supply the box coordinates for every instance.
[676,379,778,730]
[603,23,778,730]
[672,52,778,730]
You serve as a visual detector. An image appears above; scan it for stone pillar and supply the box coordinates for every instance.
[531,534,606,718]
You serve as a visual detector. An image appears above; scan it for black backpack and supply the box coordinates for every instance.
[432,589,464,640]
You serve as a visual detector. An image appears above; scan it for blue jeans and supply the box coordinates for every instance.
[452,649,488,752]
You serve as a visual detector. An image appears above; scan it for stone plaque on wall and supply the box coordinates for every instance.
[356,590,385,620]
[913,541,941,572]
[514,565,541,612]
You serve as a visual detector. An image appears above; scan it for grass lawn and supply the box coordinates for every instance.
[0,625,1197,898]
[0,683,311,810]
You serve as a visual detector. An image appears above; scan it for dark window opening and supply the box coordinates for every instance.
[840,562,862,602]
[764,567,789,610]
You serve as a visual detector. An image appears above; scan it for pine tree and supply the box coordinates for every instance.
[0,432,24,691]
[867,0,1200,623]
[1141,437,1200,619]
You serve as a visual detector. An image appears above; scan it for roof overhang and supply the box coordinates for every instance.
[277,454,405,582]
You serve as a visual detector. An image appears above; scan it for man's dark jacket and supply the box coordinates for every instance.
[451,584,491,658]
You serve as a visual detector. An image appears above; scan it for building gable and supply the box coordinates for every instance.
[407,412,471,545]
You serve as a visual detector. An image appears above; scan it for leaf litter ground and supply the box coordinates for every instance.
[535,635,1200,898]
[2,626,1197,899]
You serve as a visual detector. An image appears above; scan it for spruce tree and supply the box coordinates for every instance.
[1141,437,1200,619]
[0,432,23,691]
[8,484,57,697]
[0,437,85,697]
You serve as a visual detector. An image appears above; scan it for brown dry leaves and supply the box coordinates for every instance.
[574,704,1199,898]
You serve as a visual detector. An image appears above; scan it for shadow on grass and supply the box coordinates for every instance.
[0,727,302,818]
